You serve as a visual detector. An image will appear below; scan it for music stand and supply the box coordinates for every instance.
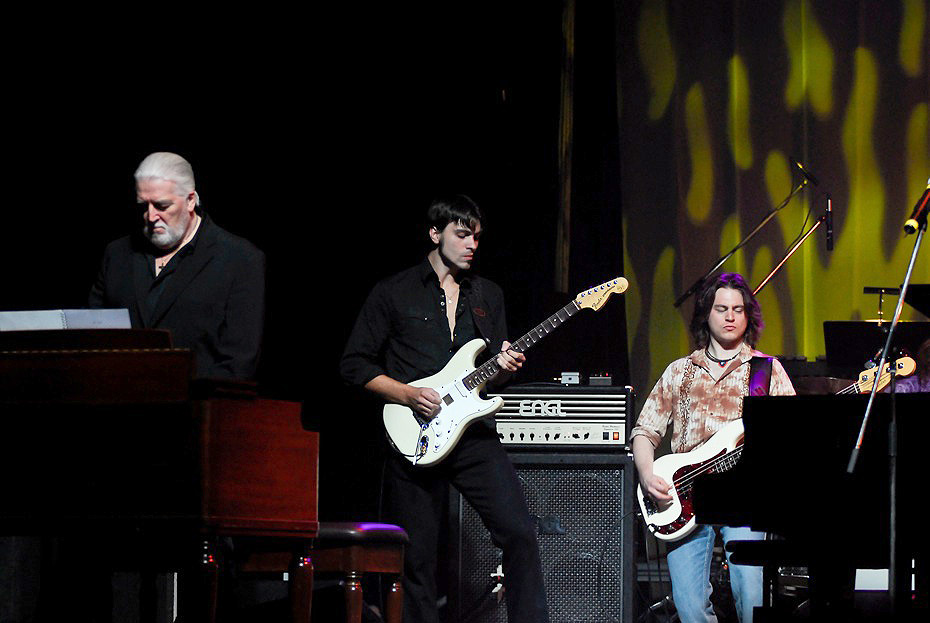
[904,284,930,317]
[823,320,930,375]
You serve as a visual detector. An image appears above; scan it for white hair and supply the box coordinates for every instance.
[134,152,201,206]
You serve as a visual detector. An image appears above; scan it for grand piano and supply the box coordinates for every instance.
[693,392,929,620]
[0,328,318,622]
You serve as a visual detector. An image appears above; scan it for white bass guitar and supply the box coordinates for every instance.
[383,277,629,466]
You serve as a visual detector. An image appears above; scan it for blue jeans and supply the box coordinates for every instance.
[666,525,764,622]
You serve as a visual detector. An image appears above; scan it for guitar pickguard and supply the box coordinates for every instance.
[636,419,745,542]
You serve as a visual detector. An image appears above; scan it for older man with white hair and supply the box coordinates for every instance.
[89,151,265,380]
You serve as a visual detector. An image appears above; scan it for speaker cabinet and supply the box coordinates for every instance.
[448,452,634,623]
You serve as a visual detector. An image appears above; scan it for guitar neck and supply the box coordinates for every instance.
[463,300,582,390]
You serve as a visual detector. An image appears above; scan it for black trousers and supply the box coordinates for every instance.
[384,425,549,623]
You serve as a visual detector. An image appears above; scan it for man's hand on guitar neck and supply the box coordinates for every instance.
[493,341,525,379]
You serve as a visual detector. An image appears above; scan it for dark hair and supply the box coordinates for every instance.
[427,194,483,233]
[690,273,763,348]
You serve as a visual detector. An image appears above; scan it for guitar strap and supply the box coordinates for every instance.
[748,356,774,396]
[466,277,495,347]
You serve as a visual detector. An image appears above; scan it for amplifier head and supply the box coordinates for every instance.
[488,384,635,449]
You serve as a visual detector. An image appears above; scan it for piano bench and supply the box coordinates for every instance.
[314,522,409,623]
[726,539,809,567]
[240,521,409,623]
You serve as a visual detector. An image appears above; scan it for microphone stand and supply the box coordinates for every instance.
[675,179,808,307]
[846,218,926,617]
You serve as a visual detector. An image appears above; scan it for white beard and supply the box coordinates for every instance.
[145,216,187,250]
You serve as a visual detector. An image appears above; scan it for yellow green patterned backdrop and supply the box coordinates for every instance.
[618,0,929,395]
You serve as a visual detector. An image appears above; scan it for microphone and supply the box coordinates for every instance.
[791,157,820,187]
[903,178,930,235]
[826,194,833,251]
[648,595,674,613]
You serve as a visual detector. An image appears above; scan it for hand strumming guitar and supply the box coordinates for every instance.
[406,386,442,419]
[633,436,673,504]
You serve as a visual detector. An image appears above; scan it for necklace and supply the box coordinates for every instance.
[705,348,739,367]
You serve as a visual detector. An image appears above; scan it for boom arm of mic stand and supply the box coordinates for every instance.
[674,179,808,308]
[753,213,825,296]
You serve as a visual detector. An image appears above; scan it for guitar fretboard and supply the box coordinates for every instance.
[463,300,582,391]
[712,447,743,473]
[676,446,744,493]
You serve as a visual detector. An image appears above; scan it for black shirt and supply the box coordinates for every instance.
[340,258,509,387]
[142,226,201,325]
[89,213,265,380]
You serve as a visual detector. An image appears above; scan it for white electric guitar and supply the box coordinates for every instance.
[383,277,629,466]
[637,355,917,541]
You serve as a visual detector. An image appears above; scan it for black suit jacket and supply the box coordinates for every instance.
[89,213,265,380]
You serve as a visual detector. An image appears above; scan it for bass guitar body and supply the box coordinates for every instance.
[636,419,745,542]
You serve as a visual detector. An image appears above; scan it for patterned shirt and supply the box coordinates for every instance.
[631,344,796,454]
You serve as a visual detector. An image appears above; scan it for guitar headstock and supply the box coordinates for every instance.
[575,277,629,311]
[856,356,917,393]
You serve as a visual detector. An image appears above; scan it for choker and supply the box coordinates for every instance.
[705,349,740,367]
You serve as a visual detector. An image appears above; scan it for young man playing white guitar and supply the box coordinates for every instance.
[631,273,795,623]
[340,195,549,623]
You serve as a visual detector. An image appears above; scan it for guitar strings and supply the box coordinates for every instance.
[835,367,905,395]
[466,301,581,387]
[671,446,744,491]
[835,383,861,395]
